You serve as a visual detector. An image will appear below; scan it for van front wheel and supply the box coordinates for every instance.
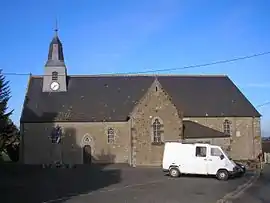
[216,169,229,181]
[169,167,180,178]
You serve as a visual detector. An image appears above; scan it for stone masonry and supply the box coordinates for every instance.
[21,80,262,165]
[184,117,262,160]
[130,79,183,166]
[21,122,131,165]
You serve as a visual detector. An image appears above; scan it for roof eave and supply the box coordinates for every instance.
[20,74,33,123]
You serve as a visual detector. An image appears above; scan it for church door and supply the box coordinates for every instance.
[83,145,92,164]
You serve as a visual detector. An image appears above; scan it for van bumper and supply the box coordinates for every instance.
[229,165,245,177]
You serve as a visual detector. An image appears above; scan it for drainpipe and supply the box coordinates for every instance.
[19,123,24,164]
[130,118,133,166]
[252,116,255,160]
[130,117,136,167]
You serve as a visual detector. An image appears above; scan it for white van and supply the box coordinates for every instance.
[162,142,243,180]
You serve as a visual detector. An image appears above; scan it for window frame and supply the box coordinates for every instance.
[151,117,164,145]
[223,119,231,135]
[107,127,115,144]
[195,146,207,157]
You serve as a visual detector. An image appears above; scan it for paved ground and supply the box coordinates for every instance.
[233,164,270,203]
[0,164,254,203]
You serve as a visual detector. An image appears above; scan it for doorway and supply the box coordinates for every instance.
[83,145,92,164]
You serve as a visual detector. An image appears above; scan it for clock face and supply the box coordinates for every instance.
[50,81,60,91]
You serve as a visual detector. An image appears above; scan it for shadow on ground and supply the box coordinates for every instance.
[0,108,122,203]
[164,172,249,180]
[0,161,122,203]
[233,165,270,203]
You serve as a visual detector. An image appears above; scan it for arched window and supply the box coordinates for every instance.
[82,133,92,146]
[223,119,231,135]
[52,71,58,81]
[152,118,164,144]
[107,128,115,144]
[50,125,62,144]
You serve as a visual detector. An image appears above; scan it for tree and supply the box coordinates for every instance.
[0,69,18,161]
[0,69,13,126]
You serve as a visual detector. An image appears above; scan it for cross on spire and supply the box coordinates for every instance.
[54,18,58,36]
[45,18,65,67]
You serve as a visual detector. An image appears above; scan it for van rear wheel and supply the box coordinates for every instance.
[169,167,180,178]
[216,169,229,181]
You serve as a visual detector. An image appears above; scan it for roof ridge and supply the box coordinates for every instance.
[31,74,228,78]
[66,74,228,78]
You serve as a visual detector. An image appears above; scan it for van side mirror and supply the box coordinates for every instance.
[220,154,225,160]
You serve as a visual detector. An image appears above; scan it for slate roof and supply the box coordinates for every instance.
[20,75,261,123]
[45,35,65,67]
[183,120,231,138]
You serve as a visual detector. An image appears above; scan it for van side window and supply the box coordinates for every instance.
[211,148,222,156]
[195,146,207,157]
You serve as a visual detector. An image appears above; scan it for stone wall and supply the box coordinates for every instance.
[21,122,131,165]
[183,117,262,160]
[130,79,183,166]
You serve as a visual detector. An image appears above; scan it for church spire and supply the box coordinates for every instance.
[43,22,68,92]
[45,21,65,67]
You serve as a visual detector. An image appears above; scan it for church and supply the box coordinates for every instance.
[19,30,262,166]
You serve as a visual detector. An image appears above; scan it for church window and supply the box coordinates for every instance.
[223,119,231,135]
[50,126,62,144]
[107,128,115,144]
[152,118,164,144]
[52,71,58,81]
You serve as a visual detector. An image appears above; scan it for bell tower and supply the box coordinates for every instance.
[42,25,67,92]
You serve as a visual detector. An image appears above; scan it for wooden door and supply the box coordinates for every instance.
[83,145,92,164]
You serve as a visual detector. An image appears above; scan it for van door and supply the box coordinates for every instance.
[207,147,226,175]
[193,146,208,175]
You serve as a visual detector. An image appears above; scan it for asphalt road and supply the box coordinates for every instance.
[233,164,270,203]
[0,164,254,203]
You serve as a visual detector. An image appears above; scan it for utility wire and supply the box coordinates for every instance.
[256,101,270,108]
[1,51,270,76]
[123,51,270,75]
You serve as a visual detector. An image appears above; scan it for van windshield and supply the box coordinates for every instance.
[221,149,232,160]
[210,148,222,156]
[211,147,230,159]
[222,150,230,159]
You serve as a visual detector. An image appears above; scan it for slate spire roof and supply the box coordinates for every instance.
[20,75,261,123]
[45,27,65,67]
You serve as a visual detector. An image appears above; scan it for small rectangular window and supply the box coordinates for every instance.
[52,71,58,81]
[211,148,222,157]
[195,146,207,157]
[107,128,115,144]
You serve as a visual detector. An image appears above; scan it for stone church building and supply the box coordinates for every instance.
[20,31,262,166]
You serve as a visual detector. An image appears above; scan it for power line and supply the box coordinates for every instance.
[124,51,270,75]
[2,72,30,76]
[1,51,270,76]
[257,101,270,108]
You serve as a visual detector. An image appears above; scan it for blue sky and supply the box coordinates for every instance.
[1,0,270,135]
